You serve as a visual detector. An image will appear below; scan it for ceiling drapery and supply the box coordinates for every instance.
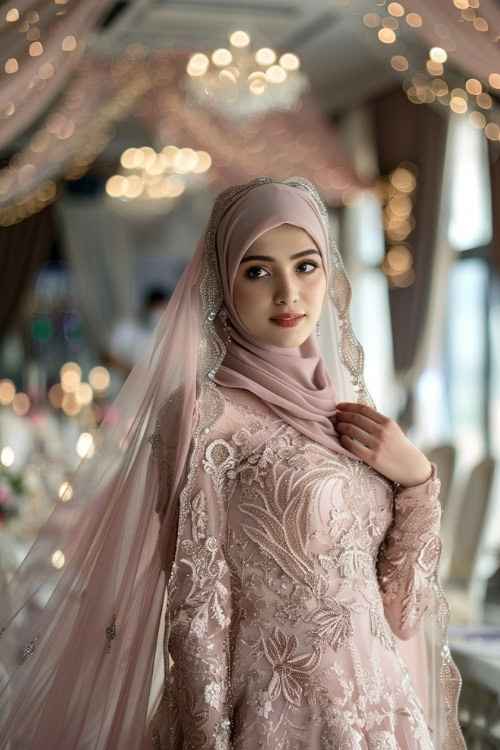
[401,0,499,86]
[0,56,152,217]
[0,52,370,222]
[0,0,118,151]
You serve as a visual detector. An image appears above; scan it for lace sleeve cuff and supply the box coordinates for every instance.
[393,462,439,502]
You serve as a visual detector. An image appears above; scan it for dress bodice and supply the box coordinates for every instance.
[150,385,463,750]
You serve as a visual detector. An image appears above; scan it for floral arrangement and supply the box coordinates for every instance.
[0,473,25,526]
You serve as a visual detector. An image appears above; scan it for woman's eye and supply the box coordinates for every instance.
[246,266,269,279]
[297,261,319,273]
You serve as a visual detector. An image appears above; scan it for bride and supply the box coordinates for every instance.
[0,177,465,749]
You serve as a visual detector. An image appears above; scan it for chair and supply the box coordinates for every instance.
[444,456,497,624]
[424,443,457,522]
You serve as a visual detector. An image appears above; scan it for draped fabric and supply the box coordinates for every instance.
[0,204,54,342]
[0,177,465,749]
[0,59,150,210]
[213,180,353,456]
[490,144,500,274]
[1,54,367,212]
[400,0,500,86]
[55,191,137,352]
[0,0,116,151]
[372,89,448,430]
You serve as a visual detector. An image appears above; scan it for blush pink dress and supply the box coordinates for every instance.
[149,384,463,750]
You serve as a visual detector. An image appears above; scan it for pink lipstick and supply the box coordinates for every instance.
[270,314,306,328]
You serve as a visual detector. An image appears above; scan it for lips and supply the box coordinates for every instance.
[270,313,306,328]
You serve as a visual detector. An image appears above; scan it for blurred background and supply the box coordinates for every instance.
[0,0,499,738]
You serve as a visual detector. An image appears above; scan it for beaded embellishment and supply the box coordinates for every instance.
[20,632,41,665]
[200,176,374,406]
[105,614,117,654]
[152,727,162,749]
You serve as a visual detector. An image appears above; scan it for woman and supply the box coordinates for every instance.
[0,177,464,749]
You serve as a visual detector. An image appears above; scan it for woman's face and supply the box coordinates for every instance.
[232,223,327,348]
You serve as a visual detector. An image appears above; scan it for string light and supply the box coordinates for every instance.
[405,13,422,27]
[62,36,76,52]
[0,380,16,405]
[1,447,15,467]
[51,551,65,569]
[362,2,499,141]
[76,432,95,459]
[5,58,19,73]
[58,481,73,501]
[378,28,396,43]
[12,393,30,415]
[377,163,418,289]
[363,13,381,27]
[388,3,405,17]
[0,61,152,225]
[28,41,43,56]
[391,55,409,71]
[88,366,110,392]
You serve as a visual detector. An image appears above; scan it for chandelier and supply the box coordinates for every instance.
[105,145,212,216]
[186,30,309,121]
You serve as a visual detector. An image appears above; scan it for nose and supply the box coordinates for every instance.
[273,274,299,306]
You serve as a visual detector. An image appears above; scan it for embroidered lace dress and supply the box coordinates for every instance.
[150,384,457,750]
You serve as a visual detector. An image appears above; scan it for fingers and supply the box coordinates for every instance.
[338,433,372,460]
[334,409,383,439]
[335,402,387,425]
[335,421,377,449]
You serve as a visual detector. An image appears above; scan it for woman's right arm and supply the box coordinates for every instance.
[165,435,233,749]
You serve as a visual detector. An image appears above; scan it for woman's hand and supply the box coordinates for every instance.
[334,402,432,488]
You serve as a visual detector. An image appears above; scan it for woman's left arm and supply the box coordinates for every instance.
[334,402,442,639]
[376,464,442,639]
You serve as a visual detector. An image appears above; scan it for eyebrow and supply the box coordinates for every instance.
[240,248,321,264]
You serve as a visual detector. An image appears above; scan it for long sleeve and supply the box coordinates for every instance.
[377,462,442,640]
[166,435,233,750]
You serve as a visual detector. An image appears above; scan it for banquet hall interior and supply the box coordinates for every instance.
[0,0,499,743]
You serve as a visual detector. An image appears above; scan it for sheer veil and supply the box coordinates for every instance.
[0,177,463,748]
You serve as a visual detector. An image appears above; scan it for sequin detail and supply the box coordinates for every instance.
[20,632,41,664]
[105,614,117,654]
[148,419,165,465]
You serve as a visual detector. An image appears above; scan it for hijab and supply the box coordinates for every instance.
[214,181,350,455]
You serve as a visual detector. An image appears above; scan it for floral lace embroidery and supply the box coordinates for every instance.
[155,390,463,749]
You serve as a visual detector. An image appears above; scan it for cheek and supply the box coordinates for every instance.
[304,272,327,308]
[232,277,262,321]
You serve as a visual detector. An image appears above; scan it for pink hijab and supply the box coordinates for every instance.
[214,181,346,453]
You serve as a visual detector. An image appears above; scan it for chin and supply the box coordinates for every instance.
[248,322,314,348]
[270,329,312,348]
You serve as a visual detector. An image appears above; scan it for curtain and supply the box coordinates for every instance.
[490,144,500,274]
[0,59,150,209]
[55,186,210,354]
[372,88,448,428]
[0,0,117,151]
[337,106,399,418]
[0,204,55,342]
[55,190,137,353]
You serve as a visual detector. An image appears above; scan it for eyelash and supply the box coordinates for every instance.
[245,260,320,279]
